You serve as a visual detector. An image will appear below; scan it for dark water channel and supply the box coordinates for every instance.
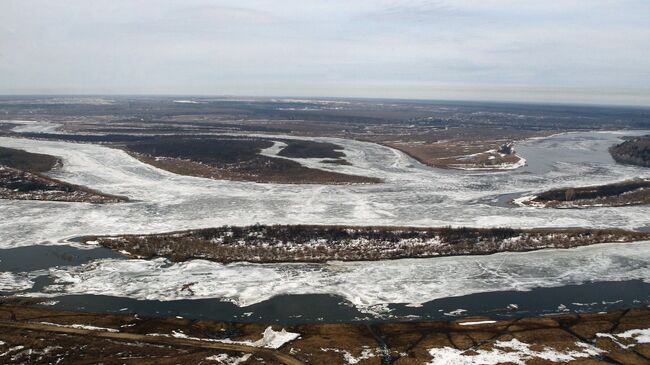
[1,245,648,324]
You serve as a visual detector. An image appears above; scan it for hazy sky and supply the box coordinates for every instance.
[1,0,649,105]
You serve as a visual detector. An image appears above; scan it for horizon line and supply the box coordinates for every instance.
[1,93,649,110]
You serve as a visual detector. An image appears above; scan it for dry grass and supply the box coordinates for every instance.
[1,303,650,364]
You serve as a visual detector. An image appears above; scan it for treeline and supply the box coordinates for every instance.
[1,168,70,192]
[86,224,650,263]
[127,137,274,164]
[534,179,650,202]
[0,146,59,173]
[171,225,520,245]
[277,140,345,159]
[127,137,379,184]
[0,166,128,203]
[127,136,348,164]
[609,135,650,167]
[0,146,128,203]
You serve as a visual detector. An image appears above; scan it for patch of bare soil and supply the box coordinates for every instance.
[1,302,649,364]
[343,127,546,171]
[360,127,551,170]
[387,140,525,170]
[84,225,650,263]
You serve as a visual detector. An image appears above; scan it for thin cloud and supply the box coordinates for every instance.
[0,0,648,105]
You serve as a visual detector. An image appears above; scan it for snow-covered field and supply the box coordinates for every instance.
[1,129,650,311]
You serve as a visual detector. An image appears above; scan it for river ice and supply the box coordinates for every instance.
[1,130,649,310]
[0,130,649,247]
[33,241,650,310]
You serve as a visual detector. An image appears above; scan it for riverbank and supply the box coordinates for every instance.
[610,134,650,167]
[514,179,650,208]
[1,300,648,364]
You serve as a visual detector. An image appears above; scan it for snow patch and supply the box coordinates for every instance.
[427,339,603,365]
[617,328,650,344]
[38,300,60,306]
[205,353,251,364]
[598,327,650,348]
[444,309,467,317]
[321,347,377,364]
[152,326,299,349]
[39,322,119,332]
[255,326,301,349]
[458,320,496,326]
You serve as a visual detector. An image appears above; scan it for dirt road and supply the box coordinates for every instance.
[0,320,304,365]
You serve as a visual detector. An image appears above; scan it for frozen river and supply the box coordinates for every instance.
[1,130,649,320]
[1,130,649,247]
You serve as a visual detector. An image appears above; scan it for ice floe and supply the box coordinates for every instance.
[0,272,33,292]
[25,241,650,311]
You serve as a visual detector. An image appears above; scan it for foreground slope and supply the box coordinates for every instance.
[1,303,649,364]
